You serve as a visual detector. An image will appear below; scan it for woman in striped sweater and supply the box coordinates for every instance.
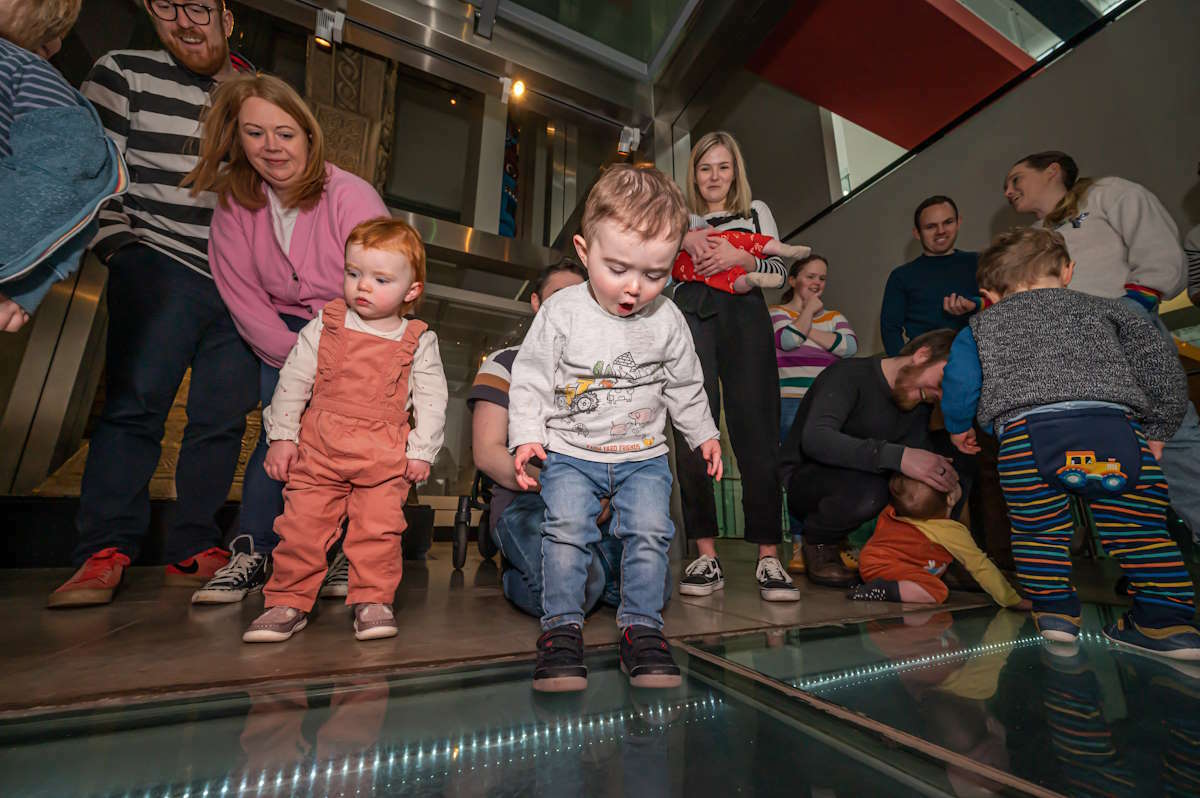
[770,255,858,573]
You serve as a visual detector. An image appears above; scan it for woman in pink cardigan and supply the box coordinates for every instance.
[183,74,388,604]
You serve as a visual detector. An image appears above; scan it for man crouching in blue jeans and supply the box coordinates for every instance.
[508,164,723,692]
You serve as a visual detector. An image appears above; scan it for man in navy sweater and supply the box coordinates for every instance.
[880,196,980,356]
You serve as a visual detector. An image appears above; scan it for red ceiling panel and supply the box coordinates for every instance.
[747,0,1035,148]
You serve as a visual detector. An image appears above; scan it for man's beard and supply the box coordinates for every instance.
[163,32,229,76]
[891,362,926,411]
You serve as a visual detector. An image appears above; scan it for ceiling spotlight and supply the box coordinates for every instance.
[512,79,525,98]
[314,9,345,50]
[617,126,641,156]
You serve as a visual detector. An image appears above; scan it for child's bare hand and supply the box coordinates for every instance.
[404,459,431,484]
[1147,440,1165,460]
[950,429,980,455]
[264,440,299,482]
[699,439,723,481]
[513,443,547,490]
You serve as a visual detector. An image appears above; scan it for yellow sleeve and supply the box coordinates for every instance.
[916,520,1022,607]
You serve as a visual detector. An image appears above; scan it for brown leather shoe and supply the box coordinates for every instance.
[802,543,859,588]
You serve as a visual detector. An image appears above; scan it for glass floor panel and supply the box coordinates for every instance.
[0,646,994,798]
[695,603,1200,797]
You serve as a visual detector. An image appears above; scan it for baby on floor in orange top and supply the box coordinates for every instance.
[671,213,813,294]
[849,474,1030,609]
[243,218,448,644]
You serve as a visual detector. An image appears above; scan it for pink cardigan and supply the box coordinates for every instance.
[209,163,389,367]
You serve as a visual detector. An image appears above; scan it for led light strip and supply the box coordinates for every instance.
[100,695,725,798]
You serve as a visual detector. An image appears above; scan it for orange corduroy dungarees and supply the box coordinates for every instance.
[264,299,427,611]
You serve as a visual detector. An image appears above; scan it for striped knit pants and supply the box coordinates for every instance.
[997,412,1195,627]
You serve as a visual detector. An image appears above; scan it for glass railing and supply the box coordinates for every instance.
[782,0,1145,240]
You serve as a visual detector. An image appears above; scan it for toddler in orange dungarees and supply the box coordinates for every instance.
[243,218,448,644]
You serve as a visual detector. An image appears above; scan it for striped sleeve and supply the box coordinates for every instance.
[13,60,80,114]
[770,306,805,351]
[1185,224,1200,300]
[81,55,134,260]
[467,346,519,410]
[824,311,858,357]
[750,201,787,278]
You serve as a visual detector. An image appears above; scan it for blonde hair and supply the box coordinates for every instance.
[977,227,1070,296]
[345,217,427,315]
[183,74,327,211]
[686,131,752,218]
[580,163,689,245]
[1014,151,1094,229]
[0,0,81,52]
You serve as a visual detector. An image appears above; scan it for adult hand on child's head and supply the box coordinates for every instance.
[699,439,723,481]
[950,429,980,455]
[900,447,958,493]
[513,443,547,490]
[264,440,300,482]
[405,459,431,484]
[1147,440,1165,461]
[0,296,30,333]
[943,294,977,316]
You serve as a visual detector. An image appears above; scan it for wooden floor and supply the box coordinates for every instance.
[0,541,1002,716]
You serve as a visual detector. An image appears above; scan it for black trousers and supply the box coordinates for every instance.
[75,246,259,564]
[672,285,782,545]
[786,464,891,545]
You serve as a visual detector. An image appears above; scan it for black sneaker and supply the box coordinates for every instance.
[319,550,349,599]
[191,535,268,605]
[756,556,800,602]
[679,555,724,596]
[532,625,588,693]
[620,625,682,689]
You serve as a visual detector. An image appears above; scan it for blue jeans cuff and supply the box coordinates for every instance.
[617,614,663,631]
[542,613,585,631]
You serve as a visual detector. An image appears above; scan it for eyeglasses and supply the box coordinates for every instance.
[148,1,217,26]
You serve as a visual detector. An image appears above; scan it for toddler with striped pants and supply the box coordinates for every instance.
[941,227,1199,659]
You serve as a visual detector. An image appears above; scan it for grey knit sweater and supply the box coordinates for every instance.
[970,289,1187,440]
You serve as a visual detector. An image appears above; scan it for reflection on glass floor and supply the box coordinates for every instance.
[698,604,1200,797]
[0,648,968,798]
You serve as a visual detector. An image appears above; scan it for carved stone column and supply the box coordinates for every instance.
[305,40,398,192]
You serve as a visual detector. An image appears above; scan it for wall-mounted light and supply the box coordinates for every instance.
[500,77,526,104]
[617,126,641,156]
[314,9,345,50]
[449,96,458,106]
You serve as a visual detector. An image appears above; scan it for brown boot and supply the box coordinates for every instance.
[802,543,859,588]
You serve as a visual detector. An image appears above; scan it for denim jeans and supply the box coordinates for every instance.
[1120,298,1200,541]
[779,396,804,540]
[74,245,259,564]
[539,452,675,631]
[239,313,310,554]
[492,491,613,617]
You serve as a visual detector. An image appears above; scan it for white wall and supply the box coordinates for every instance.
[835,114,906,193]
[786,0,1200,353]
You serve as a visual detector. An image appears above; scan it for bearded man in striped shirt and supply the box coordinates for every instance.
[49,0,261,608]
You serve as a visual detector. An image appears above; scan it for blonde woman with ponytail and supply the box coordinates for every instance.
[1003,150,1200,543]
[1003,151,1184,307]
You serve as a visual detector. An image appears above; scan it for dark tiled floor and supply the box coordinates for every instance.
[0,542,994,713]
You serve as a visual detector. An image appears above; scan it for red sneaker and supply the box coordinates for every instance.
[47,547,131,608]
[165,546,230,586]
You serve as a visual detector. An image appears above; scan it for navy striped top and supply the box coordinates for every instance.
[81,49,253,277]
[0,38,84,157]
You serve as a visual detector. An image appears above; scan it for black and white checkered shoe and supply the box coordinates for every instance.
[191,535,268,605]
